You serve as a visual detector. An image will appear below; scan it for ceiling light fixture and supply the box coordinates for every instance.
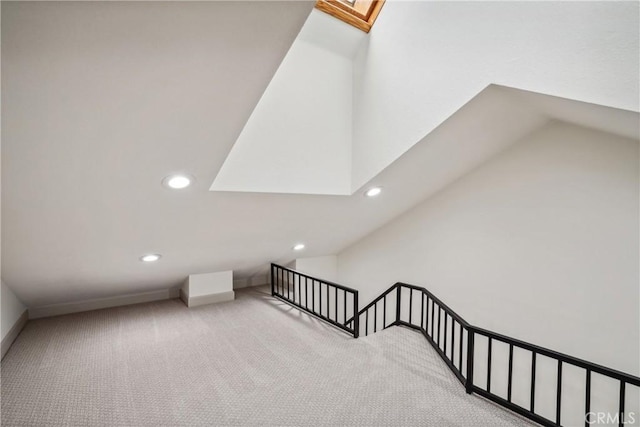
[162,174,193,190]
[365,187,382,197]
[293,243,305,251]
[140,254,161,262]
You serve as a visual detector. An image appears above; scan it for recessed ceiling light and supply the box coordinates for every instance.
[365,187,382,197]
[162,174,193,189]
[293,243,305,251]
[140,254,161,262]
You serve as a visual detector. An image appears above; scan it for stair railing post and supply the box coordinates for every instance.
[465,327,475,394]
[353,292,359,338]
[270,264,275,296]
[395,284,402,325]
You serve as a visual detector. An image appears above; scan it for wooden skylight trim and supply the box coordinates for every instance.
[315,0,385,33]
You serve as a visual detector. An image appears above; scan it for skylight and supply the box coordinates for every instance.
[315,0,385,33]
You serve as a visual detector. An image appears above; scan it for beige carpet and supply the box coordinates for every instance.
[1,286,533,426]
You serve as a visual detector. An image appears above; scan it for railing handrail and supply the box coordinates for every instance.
[344,282,398,326]
[396,282,471,327]
[271,263,359,338]
[271,263,359,294]
[353,282,640,386]
[269,267,639,426]
[471,325,640,386]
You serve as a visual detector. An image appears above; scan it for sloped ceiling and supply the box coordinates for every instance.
[2,2,638,309]
[1,1,315,305]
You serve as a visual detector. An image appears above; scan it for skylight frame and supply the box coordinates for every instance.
[315,0,385,33]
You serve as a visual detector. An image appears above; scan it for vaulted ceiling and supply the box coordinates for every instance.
[2,1,638,308]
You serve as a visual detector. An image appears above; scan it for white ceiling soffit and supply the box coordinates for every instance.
[212,1,639,197]
[367,84,639,209]
[498,86,640,141]
[210,10,366,195]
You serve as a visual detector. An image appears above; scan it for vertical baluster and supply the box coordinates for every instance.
[326,284,329,318]
[395,285,401,324]
[326,284,330,319]
[458,323,463,370]
[531,352,537,412]
[421,294,425,330]
[437,307,442,346]
[318,281,322,315]
[323,283,327,317]
[383,295,386,329]
[353,292,359,338]
[334,287,338,321]
[465,329,475,394]
[556,360,562,425]
[585,369,591,427]
[270,265,275,296]
[450,318,455,360]
[343,289,347,324]
[487,337,492,393]
[305,277,309,309]
[444,313,448,357]
[507,344,514,402]
[365,309,369,336]
[619,381,625,427]
[310,280,314,312]
[409,288,413,324]
[431,300,435,338]
[287,271,291,299]
[374,302,378,333]
[297,274,301,304]
[427,297,432,336]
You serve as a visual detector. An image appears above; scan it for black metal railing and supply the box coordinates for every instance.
[469,327,640,427]
[345,283,398,337]
[347,283,471,386]
[345,282,640,427]
[271,263,359,338]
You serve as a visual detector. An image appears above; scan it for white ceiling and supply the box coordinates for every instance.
[1,1,315,305]
[2,2,638,308]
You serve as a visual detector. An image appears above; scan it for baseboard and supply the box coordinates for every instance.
[29,288,178,319]
[184,290,235,307]
[1,309,29,360]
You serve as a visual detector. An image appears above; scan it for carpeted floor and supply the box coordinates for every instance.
[1,286,532,426]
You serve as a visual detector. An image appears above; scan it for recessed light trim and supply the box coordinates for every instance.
[162,174,193,190]
[293,243,305,251]
[140,254,161,262]
[365,187,382,197]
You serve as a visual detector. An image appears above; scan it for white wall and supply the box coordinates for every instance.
[211,11,354,195]
[294,255,338,282]
[233,274,268,289]
[1,280,26,340]
[352,1,640,190]
[338,121,639,377]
